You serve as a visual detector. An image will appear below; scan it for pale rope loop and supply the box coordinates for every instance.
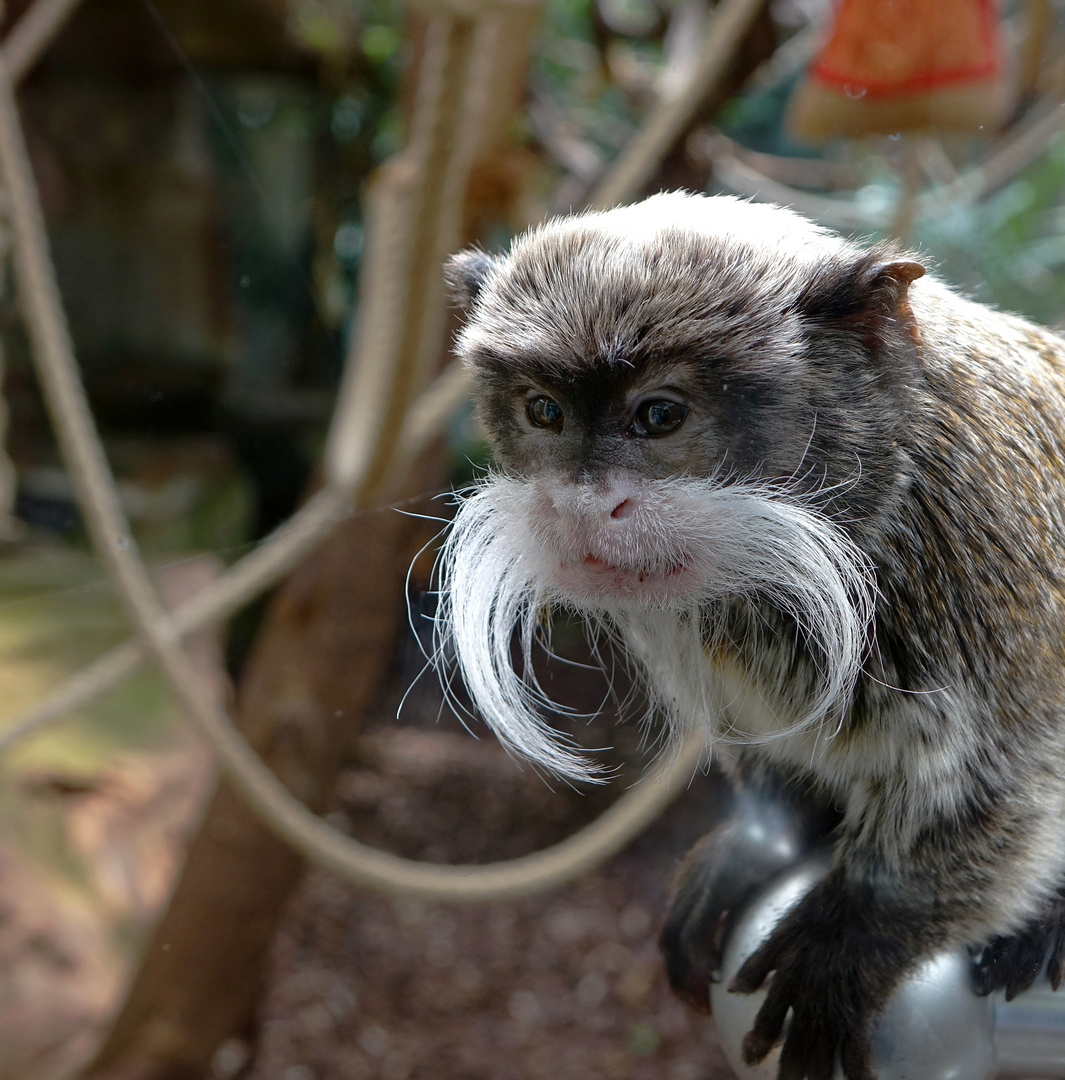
[0,20,709,902]
[0,366,470,755]
[3,0,87,84]
[0,0,91,540]
[0,307,18,536]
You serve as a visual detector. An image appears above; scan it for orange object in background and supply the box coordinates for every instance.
[788,0,1009,141]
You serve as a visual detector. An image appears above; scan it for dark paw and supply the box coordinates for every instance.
[661,795,824,1013]
[974,894,1065,999]
[661,823,746,1013]
[728,873,921,1080]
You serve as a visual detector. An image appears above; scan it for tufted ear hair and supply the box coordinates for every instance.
[797,249,925,321]
[797,249,927,357]
[444,249,501,310]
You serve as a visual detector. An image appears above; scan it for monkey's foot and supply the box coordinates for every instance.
[973,894,1065,1000]
[728,871,928,1080]
[661,789,837,1014]
[661,815,815,1012]
[661,824,754,1012]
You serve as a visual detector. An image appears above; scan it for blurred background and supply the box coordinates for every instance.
[0,0,1063,1077]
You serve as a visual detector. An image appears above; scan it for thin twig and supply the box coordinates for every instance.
[933,101,1065,205]
[709,145,880,229]
[588,0,768,210]
[690,127,862,190]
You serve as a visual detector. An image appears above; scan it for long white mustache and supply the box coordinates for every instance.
[432,474,876,781]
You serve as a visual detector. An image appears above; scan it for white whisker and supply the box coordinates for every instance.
[430,473,875,781]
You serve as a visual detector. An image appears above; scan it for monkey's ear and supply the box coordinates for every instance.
[798,252,927,362]
[863,258,926,309]
[874,260,926,284]
[444,249,501,310]
[798,252,926,322]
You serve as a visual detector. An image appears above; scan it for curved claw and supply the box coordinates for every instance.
[973,894,1065,1000]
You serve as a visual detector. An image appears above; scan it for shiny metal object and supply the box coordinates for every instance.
[709,858,1065,1080]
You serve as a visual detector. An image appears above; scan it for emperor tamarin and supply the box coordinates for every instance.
[437,191,1065,1080]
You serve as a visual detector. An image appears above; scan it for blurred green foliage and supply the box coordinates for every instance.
[921,138,1065,327]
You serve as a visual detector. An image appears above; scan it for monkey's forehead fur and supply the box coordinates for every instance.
[449,192,872,366]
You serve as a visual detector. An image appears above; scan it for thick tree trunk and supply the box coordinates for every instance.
[81,501,427,1080]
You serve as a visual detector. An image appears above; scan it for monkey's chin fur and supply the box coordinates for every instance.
[433,474,876,780]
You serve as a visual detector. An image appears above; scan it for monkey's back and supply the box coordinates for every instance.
[851,280,1065,759]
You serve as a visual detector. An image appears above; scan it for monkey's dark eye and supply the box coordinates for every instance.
[526,395,564,430]
[631,399,688,437]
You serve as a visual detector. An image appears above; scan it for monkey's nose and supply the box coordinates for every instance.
[611,499,633,520]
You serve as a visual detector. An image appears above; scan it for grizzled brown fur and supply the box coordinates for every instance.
[443,193,1065,1080]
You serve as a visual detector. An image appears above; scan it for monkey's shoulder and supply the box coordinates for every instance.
[899,284,1065,530]
[909,282,1065,406]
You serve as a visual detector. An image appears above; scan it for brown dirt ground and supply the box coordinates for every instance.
[236,717,737,1080]
[0,565,741,1080]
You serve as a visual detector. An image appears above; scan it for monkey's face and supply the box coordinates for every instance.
[477,366,732,610]
[436,194,921,776]
[454,227,815,610]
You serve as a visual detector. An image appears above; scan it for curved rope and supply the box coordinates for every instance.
[0,21,712,902]
[0,365,470,756]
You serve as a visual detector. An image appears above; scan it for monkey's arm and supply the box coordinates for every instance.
[661,759,841,1012]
